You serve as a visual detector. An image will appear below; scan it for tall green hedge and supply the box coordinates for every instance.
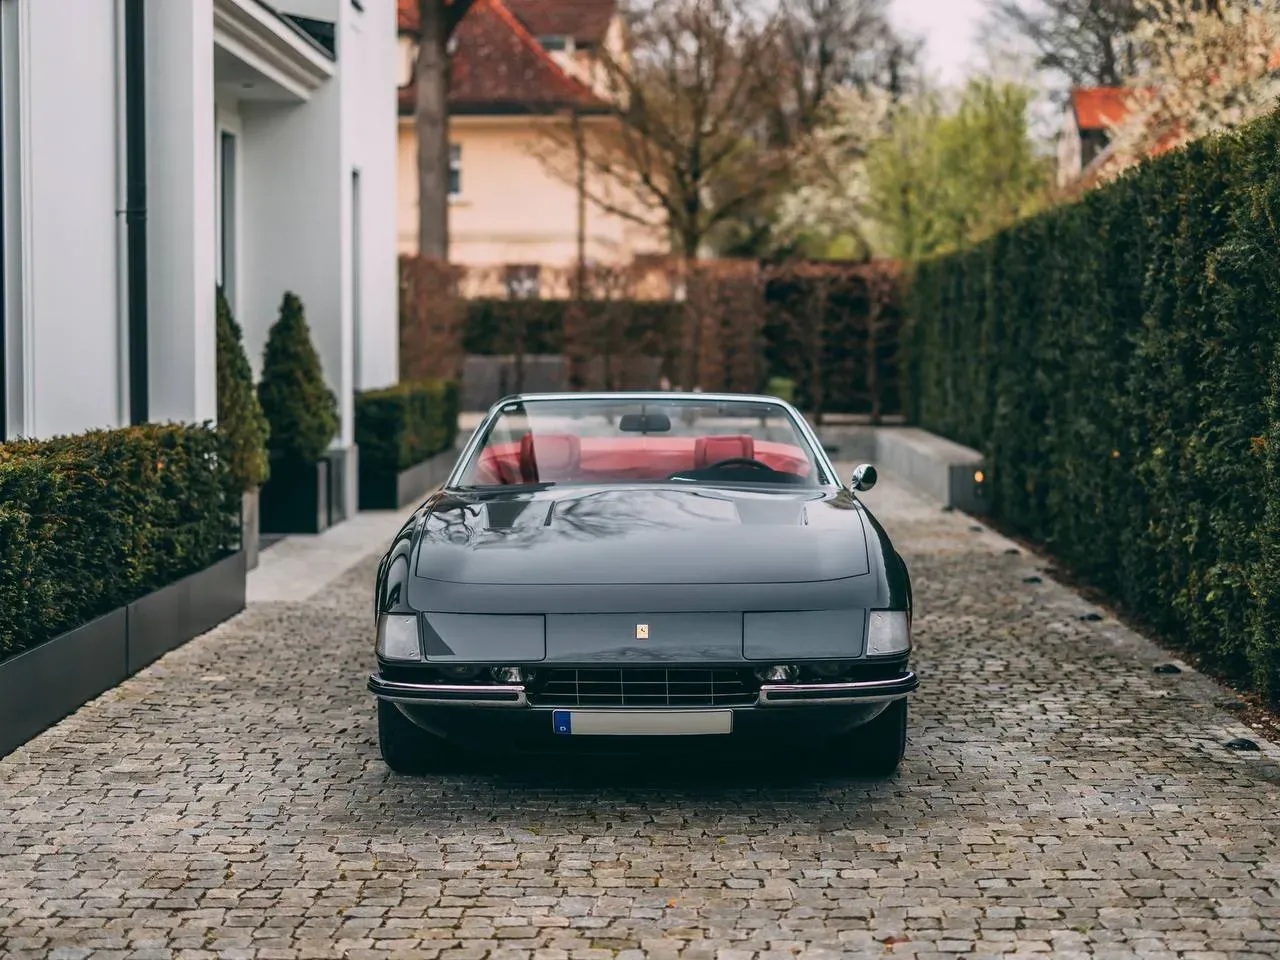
[216,287,270,494]
[355,379,460,475]
[905,113,1280,703]
[0,424,236,662]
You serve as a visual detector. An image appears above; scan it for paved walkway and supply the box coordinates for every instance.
[2,470,1279,960]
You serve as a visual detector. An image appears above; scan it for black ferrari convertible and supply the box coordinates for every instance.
[369,392,917,776]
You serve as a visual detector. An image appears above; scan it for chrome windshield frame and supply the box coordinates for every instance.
[443,391,842,491]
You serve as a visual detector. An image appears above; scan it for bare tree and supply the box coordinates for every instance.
[987,0,1146,86]
[532,0,796,263]
[413,0,476,259]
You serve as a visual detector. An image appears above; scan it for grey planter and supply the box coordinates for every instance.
[242,489,260,570]
[0,551,248,759]
[0,609,128,760]
[358,446,458,511]
[126,551,247,674]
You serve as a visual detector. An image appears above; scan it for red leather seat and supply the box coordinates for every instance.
[694,434,756,468]
[520,433,582,482]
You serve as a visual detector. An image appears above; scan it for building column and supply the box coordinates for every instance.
[146,0,216,425]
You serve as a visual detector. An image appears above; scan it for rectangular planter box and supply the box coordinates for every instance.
[126,551,247,674]
[358,445,458,511]
[0,551,247,759]
[0,609,128,760]
[260,458,330,534]
[241,489,260,571]
[325,446,357,528]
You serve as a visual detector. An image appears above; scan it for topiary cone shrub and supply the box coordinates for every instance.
[257,292,338,466]
[256,292,340,534]
[216,287,270,496]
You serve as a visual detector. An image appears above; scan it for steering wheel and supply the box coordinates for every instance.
[705,457,774,472]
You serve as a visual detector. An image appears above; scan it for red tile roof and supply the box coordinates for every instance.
[504,0,617,44]
[1071,87,1133,131]
[398,0,605,115]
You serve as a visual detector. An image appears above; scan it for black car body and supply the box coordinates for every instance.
[369,392,917,775]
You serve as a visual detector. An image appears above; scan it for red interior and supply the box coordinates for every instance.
[469,433,813,485]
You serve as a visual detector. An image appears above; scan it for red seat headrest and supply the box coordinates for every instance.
[520,433,581,482]
[694,434,756,468]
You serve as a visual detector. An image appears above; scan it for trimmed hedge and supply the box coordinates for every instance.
[258,292,338,465]
[904,112,1280,703]
[216,287,270,494]
[355,379,460,476]
[0,424,237,662]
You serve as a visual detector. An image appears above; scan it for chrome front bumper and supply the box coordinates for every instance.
[367,671,918,708]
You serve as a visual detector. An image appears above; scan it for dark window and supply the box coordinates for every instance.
[538,35,568,51]
[351,169,362,389]
[219,131,237,304]
[449,143,461,197]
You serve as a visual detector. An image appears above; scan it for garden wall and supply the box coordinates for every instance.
[904,113,1280,703]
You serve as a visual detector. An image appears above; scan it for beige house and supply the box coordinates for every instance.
[396,0,666,291]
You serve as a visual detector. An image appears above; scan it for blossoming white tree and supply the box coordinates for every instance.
[1104,0,1280,178]
[770,85,894,257]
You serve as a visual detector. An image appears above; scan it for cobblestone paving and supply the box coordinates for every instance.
[2,472,1279,959]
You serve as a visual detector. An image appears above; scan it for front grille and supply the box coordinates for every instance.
[530,668,757,707]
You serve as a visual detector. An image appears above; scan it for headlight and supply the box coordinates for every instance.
[866,610,911,657]
[376,614,422,661]
[490,666,535,684]
[754,664,799,683]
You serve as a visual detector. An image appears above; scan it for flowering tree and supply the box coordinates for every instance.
[1104,0,1280,178]
[770,85,895,257]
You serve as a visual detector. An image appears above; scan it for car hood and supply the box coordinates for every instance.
[413,485,870,585]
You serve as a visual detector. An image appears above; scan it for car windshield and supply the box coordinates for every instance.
[457,397,826,489]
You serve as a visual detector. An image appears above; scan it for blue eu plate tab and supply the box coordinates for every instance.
[552,710,572,735]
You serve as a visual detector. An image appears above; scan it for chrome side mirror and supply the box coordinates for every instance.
[851,463,878,492]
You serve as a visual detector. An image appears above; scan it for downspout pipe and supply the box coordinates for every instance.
[113,0,128,426]
[124,0,148,425]
[0,8,7,441]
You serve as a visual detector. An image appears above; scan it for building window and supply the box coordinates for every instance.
[539,35,569,51]
[449,143,461,198]
[505,264,540,300]
[218,131,238,305]
[351,169,362,390]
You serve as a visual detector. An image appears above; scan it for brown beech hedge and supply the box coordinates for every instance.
[0,424,236,662]
[905,113,1280,704]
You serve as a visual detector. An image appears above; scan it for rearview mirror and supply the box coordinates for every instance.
[618,412,672,433]
[851,463,877,492]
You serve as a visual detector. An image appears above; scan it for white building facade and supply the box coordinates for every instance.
[0,0,398,519]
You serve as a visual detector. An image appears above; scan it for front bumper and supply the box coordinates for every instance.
[368,670,918,744]
[367,671,918,708]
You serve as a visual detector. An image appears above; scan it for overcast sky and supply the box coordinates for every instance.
[889,0,989,88]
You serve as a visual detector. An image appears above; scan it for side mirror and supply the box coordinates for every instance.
[851,463,878,492]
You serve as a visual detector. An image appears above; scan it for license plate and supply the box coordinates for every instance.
[551,709,733,736]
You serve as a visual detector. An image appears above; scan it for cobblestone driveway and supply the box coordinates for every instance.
[2,471,1279,960]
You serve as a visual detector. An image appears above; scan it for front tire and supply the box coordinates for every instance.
[841,699,907,777]
[377,701,453,775]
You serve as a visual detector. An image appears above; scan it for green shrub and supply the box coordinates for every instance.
[904,111,1280,705]
[216,287,270,494]
[355,379,460,475]
[0,424,236,663]
[257,292,338,465]
[766,377,796,404]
